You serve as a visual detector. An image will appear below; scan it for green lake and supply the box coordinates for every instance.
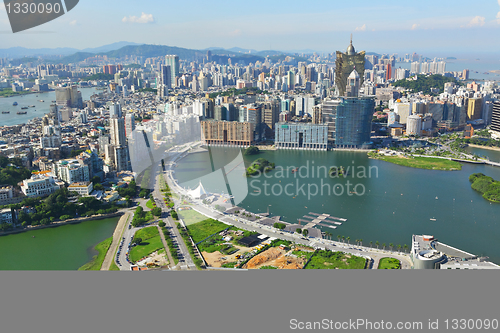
[0,217,119,270]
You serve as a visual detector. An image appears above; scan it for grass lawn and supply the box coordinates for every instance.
[371,155,462,171]
[129,235,164,263]
[260,265,278,269]
[185,219,230,243]
[109,261,120,270]
[134,226,160,241]
[146,199,155,209]
[305,250,366,269]
[178,209,210,225]
[221,262,238,268]
[378,257,401,269]
[291,250,315,261]
[78,237,113,270]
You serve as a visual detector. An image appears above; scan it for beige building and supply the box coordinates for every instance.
[68,182,94,196]
[201,121,254,146]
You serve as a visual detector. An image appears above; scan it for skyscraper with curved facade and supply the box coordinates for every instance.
[335,37,365,97]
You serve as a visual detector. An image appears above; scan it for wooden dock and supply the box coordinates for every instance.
[298,212,347,229]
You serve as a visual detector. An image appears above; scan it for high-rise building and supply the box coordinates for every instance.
[109,103,122,118]
[406,115,422,136]
[165,55,180,88]
[160,65,171,87]
[467,98,483,121]
[345,69,360,97]
[275,123,328,150]
[55,86,81,108]
[201,120,254,146]
[335,37,365,97]
[490,101,500,139]
[463,69,470,80]
[125,113,136,138]
[110,117,126,146]
[334,97,374,148]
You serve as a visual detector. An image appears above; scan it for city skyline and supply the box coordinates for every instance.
[0,1,500,56]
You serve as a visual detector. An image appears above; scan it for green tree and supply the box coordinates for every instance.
[158,221,166,228]
[382,243,386,250]
[296,228,302,234]
[152,207,162,216]
[132,237,142,245]
[375,241,379,249]
[389,243,394,251]
[302,229,309,237]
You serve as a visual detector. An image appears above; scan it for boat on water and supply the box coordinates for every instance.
[39,100,44,102]
[51,100,56,103]
[430,218,436,221]
[2,111,9,114]
[291,167,299,173]
[17,111,27,114]
[21,107,28,109]
[29,105,35,107]
[13,102,18,106]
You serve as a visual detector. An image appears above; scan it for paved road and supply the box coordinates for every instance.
[153,161,196,270]
[101,211,131,270]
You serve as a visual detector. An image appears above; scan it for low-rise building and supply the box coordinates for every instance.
[0,208,14,224]
[68,181,93,196]
[20,175,61,198]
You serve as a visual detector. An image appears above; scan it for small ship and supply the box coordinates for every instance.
[17,111,27,114]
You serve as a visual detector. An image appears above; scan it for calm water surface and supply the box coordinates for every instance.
[175,147,500,264]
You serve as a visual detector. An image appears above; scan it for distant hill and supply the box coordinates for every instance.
[81,41,141,54]
[0,41,140,58]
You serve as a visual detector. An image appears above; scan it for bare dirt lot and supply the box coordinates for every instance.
[201,244,251,268]
[242,247,307,269]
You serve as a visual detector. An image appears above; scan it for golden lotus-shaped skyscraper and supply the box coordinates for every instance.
[335,37,366,97]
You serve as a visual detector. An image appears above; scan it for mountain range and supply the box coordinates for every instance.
[1,42,328,65]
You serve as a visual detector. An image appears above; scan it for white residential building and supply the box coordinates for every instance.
[20,175,61,197]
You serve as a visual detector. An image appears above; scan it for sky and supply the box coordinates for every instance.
[1,0,500,57]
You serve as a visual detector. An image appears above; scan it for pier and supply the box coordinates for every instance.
[298,212,348,230]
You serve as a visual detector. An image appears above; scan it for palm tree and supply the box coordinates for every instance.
[342,236,345,243]
[382,243,386,250]
[397,244,402,253]
[337,235,341,243]
[369,241,373,248]
[346,236,350,244]
[389,243,394,251]
[375,241,379,249]
[359,239,362,246]
[403,244,408,253]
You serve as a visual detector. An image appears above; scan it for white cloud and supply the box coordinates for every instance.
[122,12,155,24]
[496,12,500,24]
[466,16,485,27]
[70,20,77,26]
[498,0,500,6]
[354,24,366,31]
[411,23,420,30]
